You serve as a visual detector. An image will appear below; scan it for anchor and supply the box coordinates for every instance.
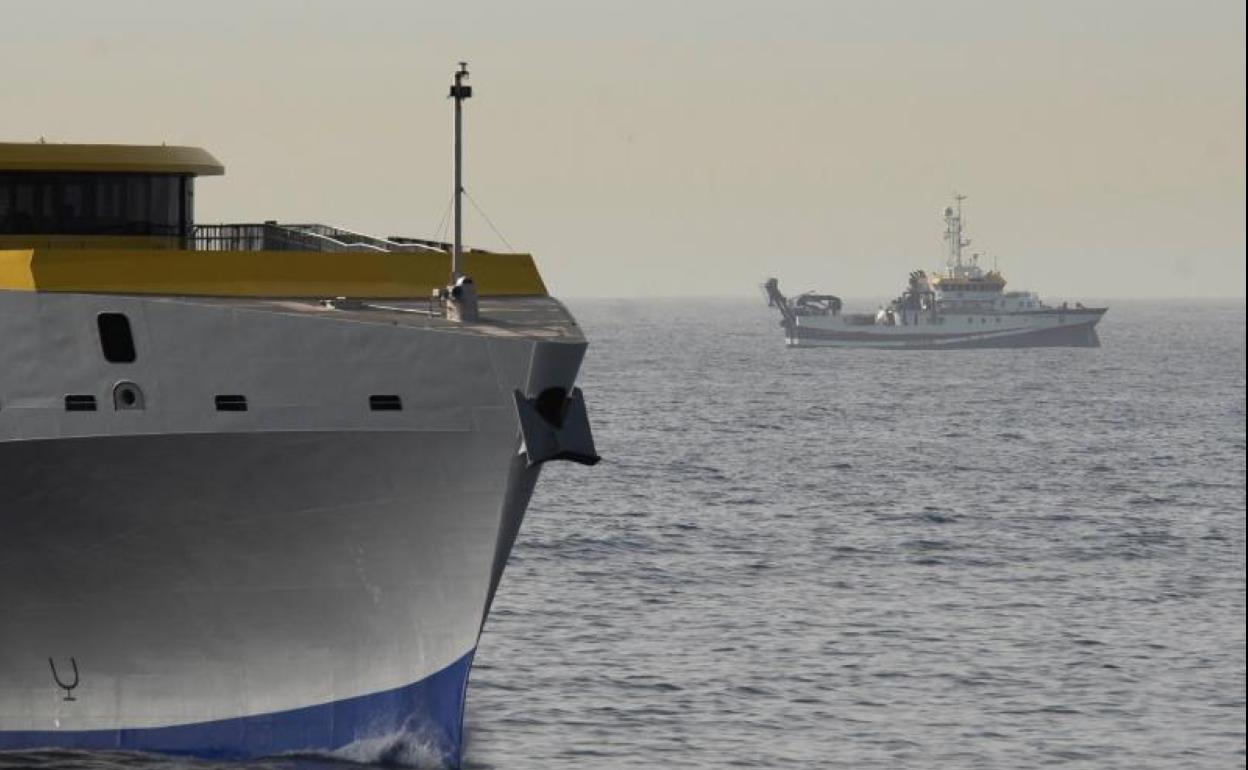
[48,657,79,702]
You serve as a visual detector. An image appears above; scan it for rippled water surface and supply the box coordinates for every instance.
[5,299,1245,770]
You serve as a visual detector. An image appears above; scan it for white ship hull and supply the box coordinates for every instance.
[785,309,1105,349]
[764,196,1109,351]
[0,291,588,764]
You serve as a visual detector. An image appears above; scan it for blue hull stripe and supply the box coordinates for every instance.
[0,651,474,766]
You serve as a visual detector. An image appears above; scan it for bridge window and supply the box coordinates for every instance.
[0,172,191,236]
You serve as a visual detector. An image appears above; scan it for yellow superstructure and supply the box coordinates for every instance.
[0,142,548,298]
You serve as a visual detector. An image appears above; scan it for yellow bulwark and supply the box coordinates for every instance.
[0,142,548,298]
[0,247,548,298]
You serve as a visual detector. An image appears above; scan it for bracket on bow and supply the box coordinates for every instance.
[513,387,600,468]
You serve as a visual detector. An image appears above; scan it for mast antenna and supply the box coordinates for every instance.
[444,61,479,322]
[944,191,971,273]
[450,61,471,281]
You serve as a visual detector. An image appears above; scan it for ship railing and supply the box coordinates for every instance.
[386,235,462,252]
[193,223,309,252]
[7,224,473,254]
[191,223,450,254]
[281,224,448,254]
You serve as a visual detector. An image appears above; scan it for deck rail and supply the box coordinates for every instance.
[191,223,451,254]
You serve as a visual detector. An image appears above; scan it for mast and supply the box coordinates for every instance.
[943,192,971,275]
[445,62,478,322]
[450,62,471,280]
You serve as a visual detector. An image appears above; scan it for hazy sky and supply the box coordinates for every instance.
[4,0,1244,298]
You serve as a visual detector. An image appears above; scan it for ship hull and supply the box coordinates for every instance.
[0,430,535,765]
[0,291,587,765]
[786,311,1104,349]
[0,653,473,763]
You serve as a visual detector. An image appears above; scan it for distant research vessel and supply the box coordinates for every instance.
[0,65,597,766]
[764,196,1107,349]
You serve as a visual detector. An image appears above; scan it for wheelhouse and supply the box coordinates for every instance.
[0,142,223,246]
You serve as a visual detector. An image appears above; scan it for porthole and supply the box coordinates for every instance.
[113,381,145,410]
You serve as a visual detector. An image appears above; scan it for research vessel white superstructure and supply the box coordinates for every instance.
[0,65,597,767]
[765,196,1107,349]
